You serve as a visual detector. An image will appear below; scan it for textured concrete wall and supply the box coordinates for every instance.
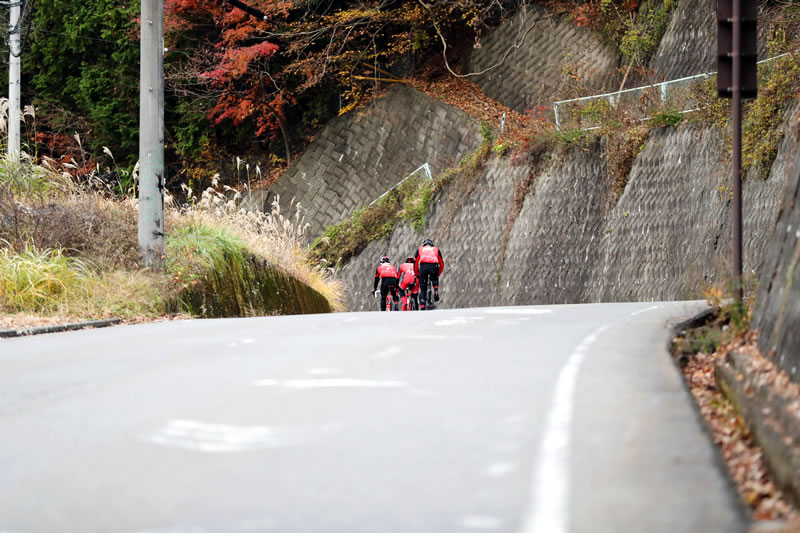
[243,86,483,241]
[339,110,797,312]
[464,5,620,113]
[650,0,717,80]
[753,116,800,383]
[650,0,769,80]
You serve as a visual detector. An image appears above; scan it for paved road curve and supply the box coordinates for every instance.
[0,302,745,533]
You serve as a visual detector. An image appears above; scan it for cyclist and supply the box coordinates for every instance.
[373,256,400,311]
[414,238,444,310]
[397,257,419,311]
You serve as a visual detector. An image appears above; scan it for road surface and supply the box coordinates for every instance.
[0,301,745,532]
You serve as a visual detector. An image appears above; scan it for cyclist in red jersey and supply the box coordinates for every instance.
[397,257,419,311]
[414,239,444,310]
[373,256,400,311]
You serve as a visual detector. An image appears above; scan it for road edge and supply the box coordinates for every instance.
[0,318,122,338]
[668,306,752,526]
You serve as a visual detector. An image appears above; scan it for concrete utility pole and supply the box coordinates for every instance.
[7,0,21,159]
[138,0,165,269]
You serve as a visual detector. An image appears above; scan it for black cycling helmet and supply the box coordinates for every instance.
[406,256,414,263]
[380,256,390,263]
[422,238,434,247]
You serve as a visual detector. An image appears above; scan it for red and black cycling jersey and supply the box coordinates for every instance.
[397,262,416,290]
[414,246,444,276]
[373,263,398,291]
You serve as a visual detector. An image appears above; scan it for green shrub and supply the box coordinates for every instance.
[650,109,684,128]
[165,222,249,286]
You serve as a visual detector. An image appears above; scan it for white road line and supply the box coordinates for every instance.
[521,305,662,533]
[484,308,553,315]
[485,461,516,478]
[254,378,408,389]
[461,515,503,529]
[308,367,343,376]
[143,420,296,453]
[630,305,661,317]
[373,346,401,359]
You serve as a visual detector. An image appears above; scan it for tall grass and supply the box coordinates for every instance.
[0,149,344,320]
[165,222,249,285]
[0,157,73,197]
[0,244,93,311]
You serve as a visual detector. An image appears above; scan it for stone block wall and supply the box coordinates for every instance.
[464,5,620,113]
[650,0,717,80]
[753,123,800,383]
[243,86,483,240]
[650,0,769,81]
[339,109,797,312]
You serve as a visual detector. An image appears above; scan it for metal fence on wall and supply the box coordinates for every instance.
[552,52,793,131]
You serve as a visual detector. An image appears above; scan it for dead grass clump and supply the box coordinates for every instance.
[0,189,140,269]
[170,187,344,311]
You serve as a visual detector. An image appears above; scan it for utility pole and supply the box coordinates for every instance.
[138,0,165,269]
[7,0,21,159]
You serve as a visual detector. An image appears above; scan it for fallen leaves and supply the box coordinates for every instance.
[679,332,799,524]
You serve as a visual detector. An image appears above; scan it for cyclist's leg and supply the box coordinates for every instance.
[418,272,429,310]
[380,283,389,311]
[431,270,440,301]
[390,284,400,310]
[398,287,408,310]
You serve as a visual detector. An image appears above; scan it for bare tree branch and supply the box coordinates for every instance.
[416,0,547,78]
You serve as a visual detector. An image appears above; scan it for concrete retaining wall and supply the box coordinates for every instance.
[650,0,717,80]
[464,5,620,113]
[753,123,800,383]
[339,111,796,312]
[243,86,482,240]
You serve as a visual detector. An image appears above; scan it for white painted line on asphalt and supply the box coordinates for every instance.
[461,515,503,529]
[434,317,484,326]
[484,308,553,315]
[630,304,661,317]
[521,304,663,533]
[254,378,408,389]
[343,316,360,322]
[522,324,609,533]
[308,367,343,376]
[485,461,516,477]
[405,334,485,340]
[143,420,297,453]
[373,346,402,359]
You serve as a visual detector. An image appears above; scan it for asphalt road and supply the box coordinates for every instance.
[0,302,746,533]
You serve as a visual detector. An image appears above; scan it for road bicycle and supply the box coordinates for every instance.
[385,291,399,311]
[407,291,419,311]
[422,277,437,311]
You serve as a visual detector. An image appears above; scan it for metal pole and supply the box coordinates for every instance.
[138,0,165,269]
[8,0,21,159]
[732,0,743,301]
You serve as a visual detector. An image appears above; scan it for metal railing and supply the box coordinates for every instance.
[369,163,433,206]
[552,52,793,131]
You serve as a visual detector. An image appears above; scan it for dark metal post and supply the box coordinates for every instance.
[732,0,743,301]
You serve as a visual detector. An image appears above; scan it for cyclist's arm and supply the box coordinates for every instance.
[437,250,444,275]
[373,268,380,292]
[414,250,420,276]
